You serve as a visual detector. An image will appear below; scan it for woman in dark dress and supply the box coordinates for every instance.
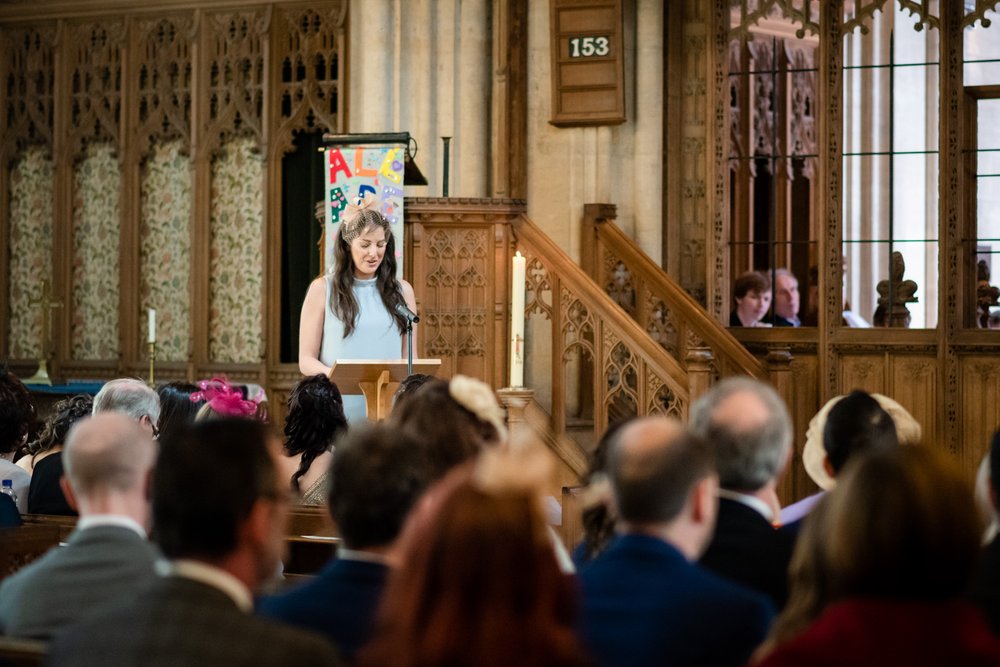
[19,394,92,515]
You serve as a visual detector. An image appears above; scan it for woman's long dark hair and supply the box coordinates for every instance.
[330,209,408,338]
[156,382,203,444]
[284,375,348,493]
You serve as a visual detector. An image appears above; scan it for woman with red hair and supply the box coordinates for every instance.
[358,455,590,667]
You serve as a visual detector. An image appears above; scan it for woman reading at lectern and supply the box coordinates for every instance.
[299,193,417,423]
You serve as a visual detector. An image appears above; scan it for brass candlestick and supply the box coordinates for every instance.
[148,342,156,388]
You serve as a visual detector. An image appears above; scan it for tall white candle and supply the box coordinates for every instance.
[148,308,156,344]
[509,252,526,387]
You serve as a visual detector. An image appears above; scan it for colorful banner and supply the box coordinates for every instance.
[324,144,406,276]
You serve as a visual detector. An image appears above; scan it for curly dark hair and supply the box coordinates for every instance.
[26,394,93,458]
[284,374,348,493]
[0,369,37,456]
[330,208,408,338]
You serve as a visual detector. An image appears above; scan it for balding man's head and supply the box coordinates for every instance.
[609,417,714,525]
[689,377,792,492]
[63,413,156,500]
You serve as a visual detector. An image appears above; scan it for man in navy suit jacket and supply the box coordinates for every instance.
[258,424,432,661]
[578,417,775,667]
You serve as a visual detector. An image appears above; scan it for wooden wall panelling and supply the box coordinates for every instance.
[939,1,965,460]
[265,3,345,382]
[490,0,527,199]
[787,352,819,503]
[1,24,56,369]
[817,0,841,402]
[494,218,514,391]
[707,0,729,319]
[523,244,556,418]
[960,356,1000,481]
[890,355,938,450]
[404,198,519,391]
[838,354,885,395]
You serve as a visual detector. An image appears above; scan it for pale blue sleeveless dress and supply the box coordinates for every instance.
[320,275,402,423]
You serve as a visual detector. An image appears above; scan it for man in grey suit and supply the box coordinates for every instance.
[48,418,339,667]
[0,413,160,638]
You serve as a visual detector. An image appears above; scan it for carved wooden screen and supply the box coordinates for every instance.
[728,3,819,328]
[133,16,193,368]
[268,4,346,392]
[841,2,940,329]
[64,21,125,366]
[962,9,1000,329]
[271,5,343,152]
[203,10,267,368]
[1,25,54,361]
[0,2,345,391]
[405,200,513,389]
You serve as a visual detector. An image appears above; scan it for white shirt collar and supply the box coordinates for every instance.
[76,514,147,538]
[166,560,254,613]
[717,488,774,522]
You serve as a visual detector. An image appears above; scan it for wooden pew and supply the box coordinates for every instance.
[3,507,340,583]
[21,514,77,541]
[0,525,61,580]
[0,637,47,667]
[283,505,338,578]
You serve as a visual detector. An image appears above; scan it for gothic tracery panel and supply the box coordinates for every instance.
[71,144,120,360]
[65,21,124,154]
[3,26,55,359]
[645,291,679,356]
[525,256,553,319]
[134,16,193,154]
[562,290,596,355]
[209,138,264,363]
[2,26,54,154]
[141,141,191,362]
[604,334,639,424]
[602,249,636,316]
[274,5,346,151]
[205,11,266,151]
[421,227,491,375]
[7,148,53,359]
[647,376,684,418]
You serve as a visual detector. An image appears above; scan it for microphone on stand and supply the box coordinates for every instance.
[395,303,420,324]
[396,303,419,377]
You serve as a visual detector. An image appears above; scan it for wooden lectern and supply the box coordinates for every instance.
[328,359,441,421]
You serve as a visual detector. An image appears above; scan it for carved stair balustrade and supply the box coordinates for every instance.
[511,212,690,452]
[580,203,768,384]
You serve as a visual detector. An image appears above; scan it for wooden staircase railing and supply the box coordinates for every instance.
[580,203,767,382]
[511,213,703,449]
[403,198,759,497]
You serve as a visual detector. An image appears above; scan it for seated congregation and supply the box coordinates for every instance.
[2,368,1000,666]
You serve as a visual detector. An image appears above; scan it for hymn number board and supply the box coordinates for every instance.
[549,0,625,126]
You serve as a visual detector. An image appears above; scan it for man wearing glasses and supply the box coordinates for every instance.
[92,378,161,438]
